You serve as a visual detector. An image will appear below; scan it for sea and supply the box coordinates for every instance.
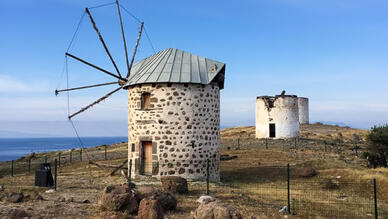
[0,137,127,161]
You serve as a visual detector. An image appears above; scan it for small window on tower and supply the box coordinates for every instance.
[141,93,151,109]
[131,144,135,152]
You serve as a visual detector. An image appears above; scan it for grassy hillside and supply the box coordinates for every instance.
[0,124,387,218]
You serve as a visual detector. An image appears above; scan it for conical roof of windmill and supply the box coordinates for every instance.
[125,48,226,89]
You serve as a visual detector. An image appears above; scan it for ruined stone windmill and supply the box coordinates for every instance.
[56,1,226,181]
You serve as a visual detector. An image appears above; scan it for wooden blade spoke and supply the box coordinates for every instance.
[115,0,130,74]
[55,81,118,96]
[65,52,125,81]
[85,8,122,78]
[68,86,122,119]
[127,22,144,78]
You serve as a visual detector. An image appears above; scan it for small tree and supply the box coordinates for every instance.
[364,125,388,168]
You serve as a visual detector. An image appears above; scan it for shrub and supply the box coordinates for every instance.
[364,125,388,168]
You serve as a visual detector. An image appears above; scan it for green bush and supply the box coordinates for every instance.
[365,125,388,168]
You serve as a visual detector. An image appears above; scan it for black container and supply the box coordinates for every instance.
[35,163,54,187]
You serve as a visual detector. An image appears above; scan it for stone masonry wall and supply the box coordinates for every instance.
[127,83,220,181]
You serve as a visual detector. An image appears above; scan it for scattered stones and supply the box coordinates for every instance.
[161,176,188,194]
[300,167,317,177]
[7,192,24,203]
[196,195,216,204]
[220,154,238,161]
[57,196,66,202]
[191,199,242,219]
[99,185,138,213]
[138,198,164,219]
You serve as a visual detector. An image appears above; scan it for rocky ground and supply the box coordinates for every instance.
[0,124,387,218]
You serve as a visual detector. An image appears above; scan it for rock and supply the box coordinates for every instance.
[0,185,4,191]
[220,154,238,161]
[57,196,66,202]
[99,185,138,213]
[196,195,216,204]
[7,192,24,203]
[66,197,74,203]
[138,198,164,219]
[9,209,29,219]
[83,199,90,203]
[161,176,188,194]
[322,179,339,190]
[279,206,288,213]
[191,200,242,219]
[151,190,177,211]
[25,191,43,201]
[137,187,177,211]
[137,186,158,199]
[300,167,317,177]
[45,189,55,193]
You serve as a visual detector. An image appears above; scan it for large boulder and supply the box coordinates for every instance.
[161,176,188,194]
[137,187,177,211]
[138,198,164,219]
[137,186,158,200]
[191,199,242,219]
[99,185,139,214]
[152,190,177,211]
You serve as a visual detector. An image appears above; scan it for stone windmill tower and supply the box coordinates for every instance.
[125,48,225,181]
[55,2,226,181]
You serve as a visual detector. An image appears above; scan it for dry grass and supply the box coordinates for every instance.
[0,124,387,218]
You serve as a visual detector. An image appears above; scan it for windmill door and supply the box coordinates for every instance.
[141,141,153,175]
[269,124,276,138]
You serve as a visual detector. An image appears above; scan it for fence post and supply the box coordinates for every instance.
[374,178,378,219]
[287,163,291,214]
[58,152,61,168]
[105,145,107,160]
[127,159,132,188]
[80,149,82,162]
[28,158,31,173]
[129,159,132,179]
[206,159,210,195]
[11,160,14,177]
[54,159,57,191]
[294,138,297,149]
[70,150,72,163]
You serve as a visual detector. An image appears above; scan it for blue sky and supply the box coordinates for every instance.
[1,0,388,137]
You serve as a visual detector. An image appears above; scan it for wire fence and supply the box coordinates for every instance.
[0,144,127,177]
[0,140,386,218]
[221,137,365,156]
[194,163,387,219]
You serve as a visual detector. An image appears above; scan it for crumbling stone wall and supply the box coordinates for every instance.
[127,83,220,181]
[255,95,300,139]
